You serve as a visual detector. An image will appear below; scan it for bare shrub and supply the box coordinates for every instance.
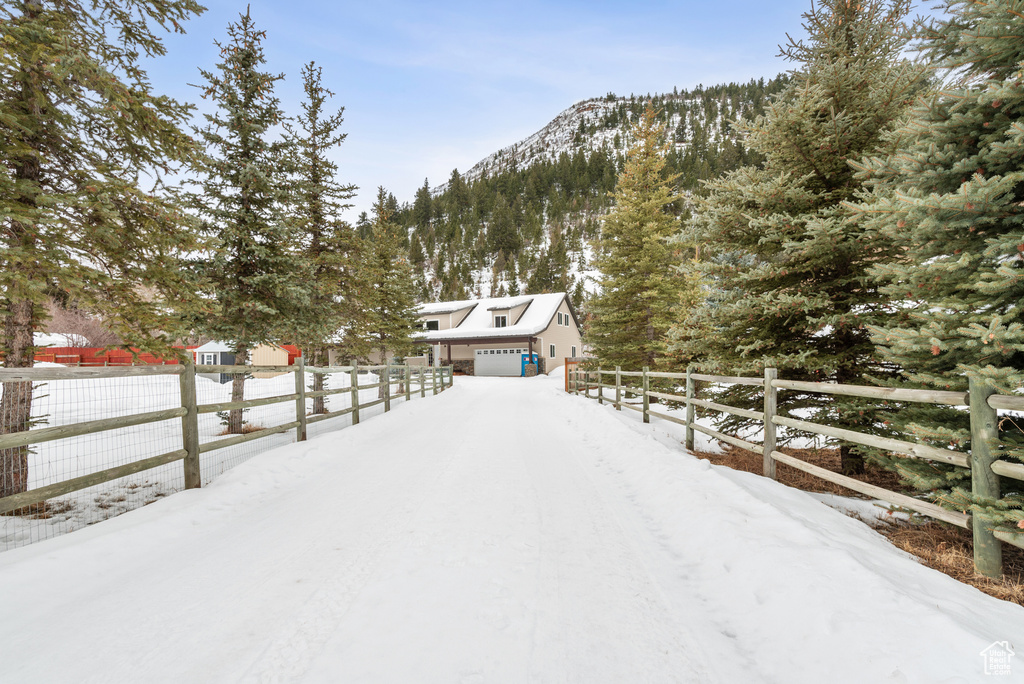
[44,300,121,347]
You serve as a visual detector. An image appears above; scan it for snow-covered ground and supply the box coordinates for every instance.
[0,373,1020,682]
[1,367,390,549]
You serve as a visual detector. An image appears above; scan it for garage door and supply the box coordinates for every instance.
[474,348,528,377]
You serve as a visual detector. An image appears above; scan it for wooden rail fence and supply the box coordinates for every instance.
[567,364,1024,578]
[0,361,453,519]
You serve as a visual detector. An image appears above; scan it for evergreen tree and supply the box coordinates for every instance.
[588,105,682,370]
[355,188,420,386]
[488,194,521,257]
[412,178,433,232]
[284,62,358,414]
[0,0,203,498]
[672,0,925,474]
[188,9,307,434]
[852,0,1024,530]
[355,211,371,239]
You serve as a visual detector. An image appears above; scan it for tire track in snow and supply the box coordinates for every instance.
[239,411,471,683]
[553,393,763,681]
[511,382,715,682]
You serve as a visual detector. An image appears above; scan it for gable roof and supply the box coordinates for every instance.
[415,293,578,342]
[417,301,478,316]
[194,341,233,354]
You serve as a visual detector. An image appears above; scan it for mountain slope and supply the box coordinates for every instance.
[395,76,791,305]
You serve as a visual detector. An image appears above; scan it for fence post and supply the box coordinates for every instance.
[420,366,426,398]
[585,369,591,400]
[405,365,411,402]
[642,366,650,424]
[179,361,201,489]
[432,366,438,395]
[969,376,1002,578]
[384,361,391,412]
[597,366,603,405]
[763,367,778,479]
[615,366,621,411]
[294,355,307,442]
[685,366,695,451]
[350,363,360,426]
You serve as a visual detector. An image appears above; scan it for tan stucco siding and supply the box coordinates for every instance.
[450,305,475,328]
[510,302,530,323]
[419,304,476,331]
[537,299,583,370]
[421,316,449,331]
[420,314,452,331]
[489,309,511,329]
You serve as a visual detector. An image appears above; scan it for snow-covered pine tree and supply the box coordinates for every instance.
[0,0,204,498]
[284,62,359,415]
[852,0,1024,531]
[188,9,308,434]
[588,104,682,370]
[352,188,420,389]
[672,0,926,474]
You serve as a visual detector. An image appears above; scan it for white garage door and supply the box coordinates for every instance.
[474,348,528,377]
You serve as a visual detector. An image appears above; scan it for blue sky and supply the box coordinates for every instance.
[144,0,939,217]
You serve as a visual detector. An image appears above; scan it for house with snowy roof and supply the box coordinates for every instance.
[413,292,582,376]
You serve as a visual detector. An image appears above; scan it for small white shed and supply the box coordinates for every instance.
[193,341,236,384]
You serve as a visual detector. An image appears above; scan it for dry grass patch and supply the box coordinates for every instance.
[880,520,1024,606]
[217,423,266,436]
[695,444,907,495]
[0,499,75,519]
[694,444,1024,606]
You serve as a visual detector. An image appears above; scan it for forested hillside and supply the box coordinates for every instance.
[370,77,790,305]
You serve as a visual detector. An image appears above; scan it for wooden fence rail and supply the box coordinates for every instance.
[0,361,453,518]
[567,363,1024,578]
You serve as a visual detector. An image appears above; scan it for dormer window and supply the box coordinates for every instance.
[494,315,507,328]
[424,320,439,331]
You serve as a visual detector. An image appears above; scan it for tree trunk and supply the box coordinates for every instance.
[3,7,43,499]
[377,345,387,400]
[311,347,326,415]
[835,331,865,475]
[1,298,36,499]
[228,347,248,434]
[840,443,865,476]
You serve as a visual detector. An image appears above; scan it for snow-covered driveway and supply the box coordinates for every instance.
[1,374,1021,683]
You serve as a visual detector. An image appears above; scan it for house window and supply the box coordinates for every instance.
[200,353,217,365]
[425,320,439,331]
[494,315,507,328]
[549,344,555,358]
[557,312,563,325]
[571,346,577,358]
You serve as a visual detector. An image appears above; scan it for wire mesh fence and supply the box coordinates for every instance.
[1,368,184,549]
[0,362,450,552]
[194,368,299,484]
